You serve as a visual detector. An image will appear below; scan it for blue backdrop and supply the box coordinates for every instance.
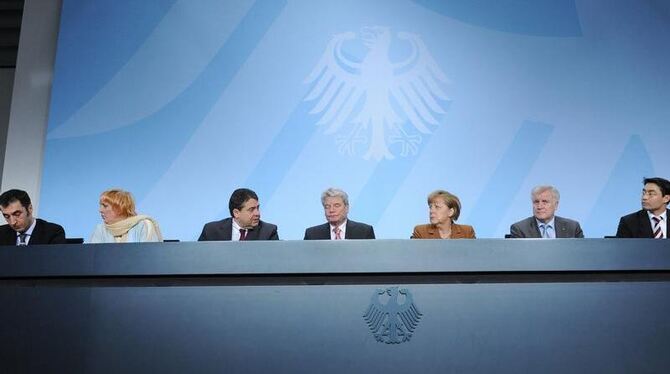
[40,0,670,240]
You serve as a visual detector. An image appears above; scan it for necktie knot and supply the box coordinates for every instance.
[239,228,247,241]
[333,227,342,240]
[18,232,27,246]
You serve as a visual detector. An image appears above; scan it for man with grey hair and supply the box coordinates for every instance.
[304,188,375,240]
[509,185,584,238]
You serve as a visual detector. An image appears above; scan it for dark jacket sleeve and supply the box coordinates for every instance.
[615,217,632,238]
[198,225,208,241]
[267,224,279,240]
[367,225,376,239]
[303,228,313,240]
[48,224,67,244]
[509,223,524,238]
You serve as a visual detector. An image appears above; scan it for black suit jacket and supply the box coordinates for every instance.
[509,216,584,238]
[616,209,669,238]
[0,218,66,246]
[198,217,279,241]
[303,219,375,240]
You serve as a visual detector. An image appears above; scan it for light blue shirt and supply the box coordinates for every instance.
[88,219,161,243]
[536,217,556,239]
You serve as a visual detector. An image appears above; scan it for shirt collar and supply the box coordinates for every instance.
[647,210,667,221]
[16,217,37,237]
[536,217,555,228]
[329,219,347,231]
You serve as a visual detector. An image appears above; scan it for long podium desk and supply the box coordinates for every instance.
[1,239,669,373]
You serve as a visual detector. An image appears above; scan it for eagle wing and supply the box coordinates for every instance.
[397,288,422,333]
[362,289,388,335]
[389,32,450,134]
[304,32,365,134]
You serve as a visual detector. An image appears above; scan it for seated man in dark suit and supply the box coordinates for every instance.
[510,185,584,238]
[304,188,375,240]
[0,189,66,246]
[616,177,670,238]
[198,188,279,241]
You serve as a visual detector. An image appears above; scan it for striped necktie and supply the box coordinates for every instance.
[333,227,342,240]
[652,216,664,239]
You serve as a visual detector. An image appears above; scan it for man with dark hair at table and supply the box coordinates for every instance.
[616,177,670,238]
[510,185,584,238]
[0,189,66,245]
[198,188,279,241]
[304,187,375,240]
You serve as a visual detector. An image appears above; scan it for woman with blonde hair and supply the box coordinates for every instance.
[89,189,162,243]
[411,190,475,239]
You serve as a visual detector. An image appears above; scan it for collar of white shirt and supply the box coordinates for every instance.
[647,210,667,223]
[535,217,556,237]
[232,218,246,241]
[329,220,347,240]
[16,218,37,245]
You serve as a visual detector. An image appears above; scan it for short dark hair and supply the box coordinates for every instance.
[229,188,259,216]
[643,177,670,196]
[0,189,32,209]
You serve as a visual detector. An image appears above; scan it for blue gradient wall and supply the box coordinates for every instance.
[40,0,670,240]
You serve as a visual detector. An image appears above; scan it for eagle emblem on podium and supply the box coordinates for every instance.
[363,287,422,344]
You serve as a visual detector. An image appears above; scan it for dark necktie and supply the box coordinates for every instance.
[18,233,28,246]
[239,228,247,241]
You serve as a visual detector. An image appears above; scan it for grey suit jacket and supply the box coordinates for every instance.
[509,216,584,238]
[198,217,279,241]
[303,219,375,240]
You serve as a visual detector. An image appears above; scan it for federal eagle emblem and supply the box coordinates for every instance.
[305,26,450,160]
[363,287,422,344]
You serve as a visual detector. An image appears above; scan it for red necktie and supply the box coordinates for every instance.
[239,228,247,241]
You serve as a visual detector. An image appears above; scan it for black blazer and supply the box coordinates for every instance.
[198,217,279,241]
[303,219,375,240]
[0,218,66,246]
[616,209,670,238]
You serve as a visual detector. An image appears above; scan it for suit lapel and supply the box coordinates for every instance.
[554,217,565,238]
[345,221,354,239]
[425,225,439,239]
[639,210,654,238]
[246,222,261,240]
[319,223,332,240]
[221,219,233,241]
[30,219,42,244]
[530,219,541,238]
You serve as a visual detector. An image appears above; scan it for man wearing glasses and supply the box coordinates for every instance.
[616,177,670,238]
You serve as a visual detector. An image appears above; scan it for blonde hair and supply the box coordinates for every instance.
[100,189,137,218]
[427,190,461,221]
